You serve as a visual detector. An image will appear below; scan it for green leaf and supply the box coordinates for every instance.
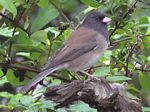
[122,28,134,38]
[31,4,59,33]
[103,50,112,59]
[16,52,30,58]
[100,50,112,63]
[8,94,23,107]
[80,0,100,8]
[17,29,33,45]
[0,27,13,37]
[6,69,26,86]
[107,76,131,82]
[139,72,150,91]
[59,0,78,13]
[0,0,17,18]
[142,107,150,112]
[41,100,54,110]
[93,67,110,77]
[12,44,44,52]
[0,104,10,109]
[6,68,36,85]
[138,17,149,34]
[127,92,139,100]
[37,0,49,8]
[0,69,4,77]
[20,95,33,106]
[128,85,140,93]
[142,35,150,49]
[131,8,150,20]
[68,101,97,112]
[50,79,61,86]
[0,77,8,84]
[31,30,48,45]
[82,6,96,14]
[0,27,19,42]
[0,92,13,98]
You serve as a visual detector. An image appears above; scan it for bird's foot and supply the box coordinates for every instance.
[78,70,97,80]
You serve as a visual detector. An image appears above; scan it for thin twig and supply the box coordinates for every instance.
[135,68,150,72]
[13,0,30,36]
[109,0,139,40]
[140,34,150,38]
[111,37,132,45]
[7,42,12,61]
[93,65,110,69]
[0,13,30,35]
[8,7,27,61]
[49,0,75,29]
[78,71,98,80]
[12,10,25,36]
[109,33,150,50]
[125,43,137,77]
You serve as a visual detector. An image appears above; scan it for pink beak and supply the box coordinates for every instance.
[102,17,111,23]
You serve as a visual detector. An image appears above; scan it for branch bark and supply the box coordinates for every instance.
[44,78,142,112]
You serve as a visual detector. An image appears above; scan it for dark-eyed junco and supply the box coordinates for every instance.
[21,11,111,92]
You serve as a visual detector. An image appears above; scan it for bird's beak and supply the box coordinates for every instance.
[102,17,111,23]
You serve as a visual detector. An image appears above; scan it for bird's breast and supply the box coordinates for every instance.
[68,45,108,71]
[65,33,108,71]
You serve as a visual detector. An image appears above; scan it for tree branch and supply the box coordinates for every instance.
[135,68,150,72]
[125,43,137,77]
[49,0,75,29]
[111,37,132,45]
[0,13,30,36]
[0,63,70,82]
[109,0,139,42]
[44,78,142,112]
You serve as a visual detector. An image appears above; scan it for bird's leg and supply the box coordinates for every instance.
[78,70,97,79]
[39,80,48,87]
[87,66,93,74]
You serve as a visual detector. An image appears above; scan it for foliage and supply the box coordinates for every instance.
[0,0,150,111]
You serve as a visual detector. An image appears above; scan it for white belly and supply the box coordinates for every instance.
[79,53,101,70]
[67,51,104,71]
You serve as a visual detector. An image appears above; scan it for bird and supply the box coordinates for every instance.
[21,11,111,92]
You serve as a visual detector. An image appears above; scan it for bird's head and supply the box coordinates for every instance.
[82,11,111,26]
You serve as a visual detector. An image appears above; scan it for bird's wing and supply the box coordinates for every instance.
[44,27,100,68]
[21,27,101,92]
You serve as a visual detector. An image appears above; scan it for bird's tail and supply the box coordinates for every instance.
[21,66,60,92]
